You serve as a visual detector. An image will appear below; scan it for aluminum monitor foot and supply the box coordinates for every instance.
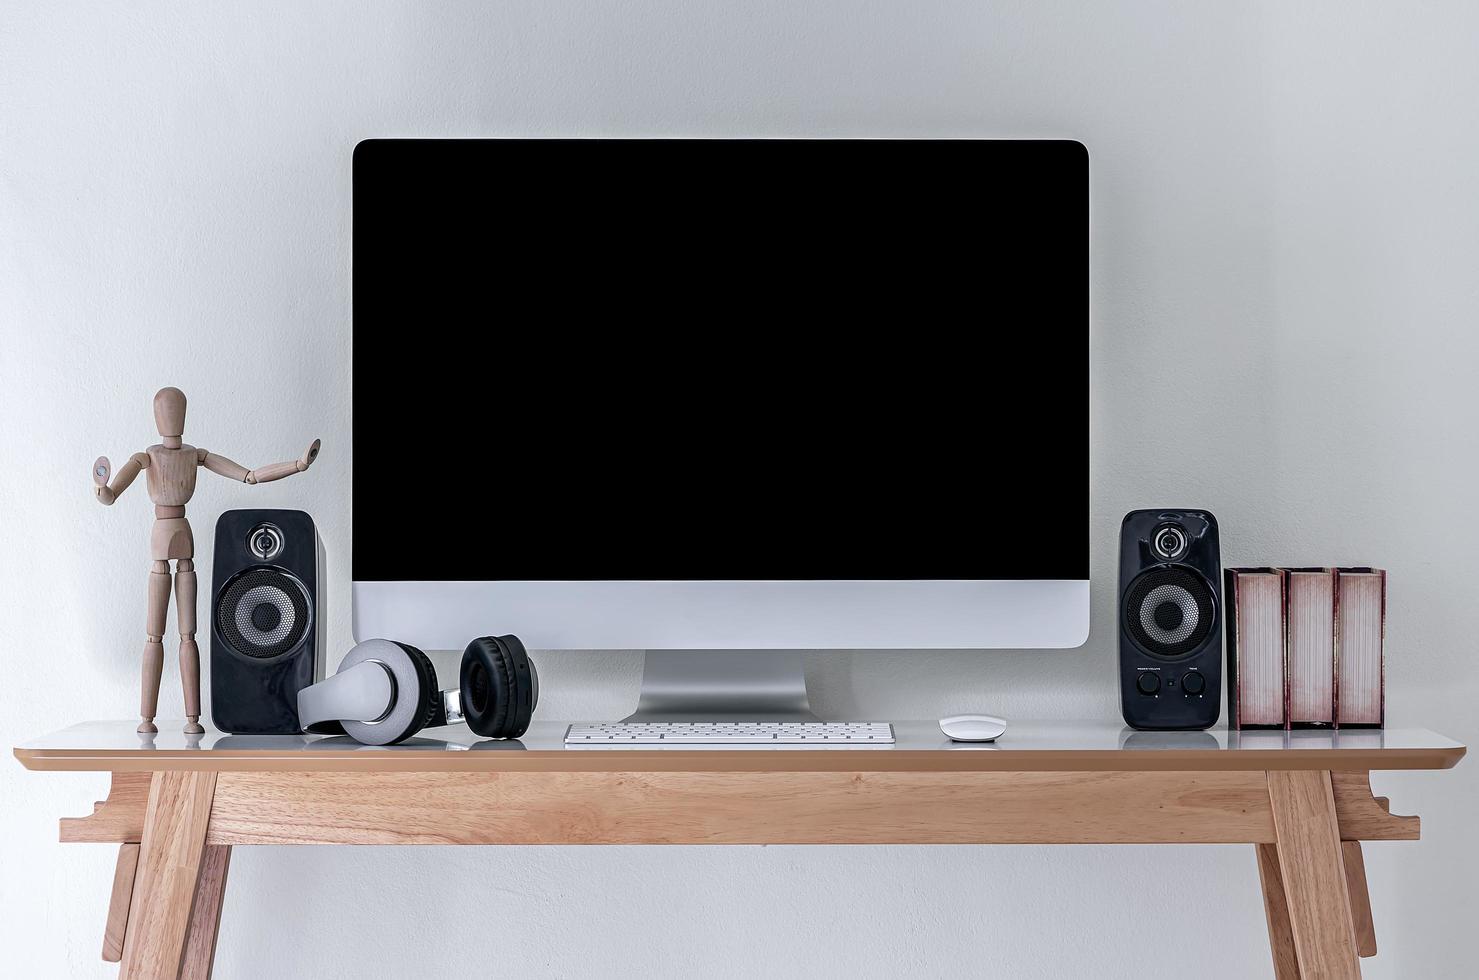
[623,650,820,722]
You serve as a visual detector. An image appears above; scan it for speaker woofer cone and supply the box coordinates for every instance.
[215,567,312,660]
[1124,566,1215,658]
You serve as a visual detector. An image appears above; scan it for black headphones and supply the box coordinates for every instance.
[297,635,538,745]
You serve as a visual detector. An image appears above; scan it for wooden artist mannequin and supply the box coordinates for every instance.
[93,387,320,734]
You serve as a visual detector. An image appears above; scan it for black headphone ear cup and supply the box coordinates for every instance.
[496,634,537,736]
[392,641,441,743]
[461,635,535,739]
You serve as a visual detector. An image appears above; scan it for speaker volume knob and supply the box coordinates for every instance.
[1135,672,1161,696]
[1182,671,1206,696]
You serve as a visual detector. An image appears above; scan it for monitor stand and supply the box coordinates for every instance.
[623,650,820,722]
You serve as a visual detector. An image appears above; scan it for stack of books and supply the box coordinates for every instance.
[1224,567,1386,729]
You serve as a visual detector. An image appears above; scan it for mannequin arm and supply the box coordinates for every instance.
[199,439,320,485]
[95,452,148,505]
[198,449,250,482]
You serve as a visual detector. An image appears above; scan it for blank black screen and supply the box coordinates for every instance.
[353,139,1087,581]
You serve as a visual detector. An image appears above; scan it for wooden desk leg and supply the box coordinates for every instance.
[103,843,141,962]
[119,771,218,980]
[180,845,232,980]
[1267,770,1361,980]
[1342,841,1378,957]
[1256,843,1302,980]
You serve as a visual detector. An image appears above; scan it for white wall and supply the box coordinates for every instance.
[3,2,1476,976]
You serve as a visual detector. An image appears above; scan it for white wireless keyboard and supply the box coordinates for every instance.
[564,721,895,744]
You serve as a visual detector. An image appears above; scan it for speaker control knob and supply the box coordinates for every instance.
[1182,671,1206,696]
[1135,672,1161,696]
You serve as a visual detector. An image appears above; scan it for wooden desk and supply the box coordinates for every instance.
[15,721,1465,980]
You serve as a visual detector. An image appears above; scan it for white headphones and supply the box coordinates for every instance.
[298,635,538,745]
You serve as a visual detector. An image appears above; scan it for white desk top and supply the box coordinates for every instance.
[14,720,1466,773]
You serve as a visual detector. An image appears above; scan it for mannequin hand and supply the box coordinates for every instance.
[92,456,113,503]
[298,438,321,472]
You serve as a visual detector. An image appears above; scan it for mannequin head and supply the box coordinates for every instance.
[153,387,187,447]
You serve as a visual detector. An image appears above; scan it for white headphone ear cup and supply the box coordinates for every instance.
[337,638,431,746]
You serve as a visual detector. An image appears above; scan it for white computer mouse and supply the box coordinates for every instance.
[939,713,1007,742]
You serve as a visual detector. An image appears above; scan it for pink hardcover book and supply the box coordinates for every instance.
[1285,568,1336,727]
[1336,568,1386,727]
[1225,568,1288,729]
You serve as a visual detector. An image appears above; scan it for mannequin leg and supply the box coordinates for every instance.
[140,561,170,734]
[176,559,204,735]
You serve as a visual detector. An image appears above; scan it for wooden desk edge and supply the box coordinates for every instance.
[13,743,1467,774]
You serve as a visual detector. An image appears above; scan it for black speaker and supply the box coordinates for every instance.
[210,509,324,734]
[1119,509,1222,730]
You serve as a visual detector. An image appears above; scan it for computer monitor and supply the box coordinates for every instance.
[352,138,1087,715]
